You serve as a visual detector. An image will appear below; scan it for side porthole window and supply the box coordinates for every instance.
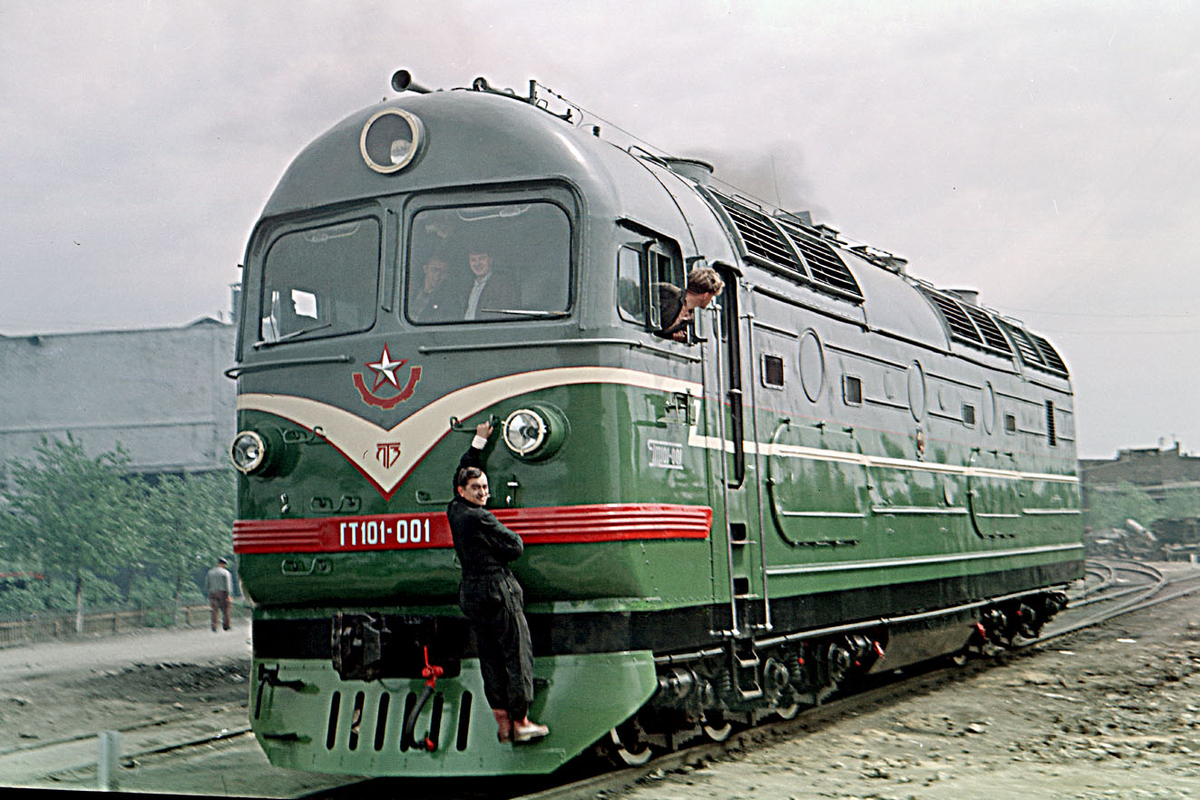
[800,329,825,404]
[761,354,784,389]
[962,403,976,427]
[843,375,862,406]
[1004,413,1017,434]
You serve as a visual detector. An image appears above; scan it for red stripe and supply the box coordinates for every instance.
[233,503,712,554]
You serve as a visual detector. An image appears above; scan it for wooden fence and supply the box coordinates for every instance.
[0,603,247,647]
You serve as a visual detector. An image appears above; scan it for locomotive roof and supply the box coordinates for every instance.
[261,90,603,218]
[257,84,1068,380]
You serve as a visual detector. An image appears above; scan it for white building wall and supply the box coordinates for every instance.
[0,319,236,485]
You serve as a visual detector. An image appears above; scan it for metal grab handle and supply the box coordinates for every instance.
[401,646,444,751]
[401,684,435,751]
[448,414,503,433]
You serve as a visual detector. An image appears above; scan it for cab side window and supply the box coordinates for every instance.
[616,239,684,331]
[617,246,643,322]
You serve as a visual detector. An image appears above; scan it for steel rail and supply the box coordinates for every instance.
[1067,559,1164,609]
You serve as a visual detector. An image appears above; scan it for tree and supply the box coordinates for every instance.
[1155,487,1200,521]
[3,436,144,632]
[140,470,236,624]
[1084,480,1161,531]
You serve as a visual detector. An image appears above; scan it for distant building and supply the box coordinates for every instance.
[0,319,236,489]
[1079,442,1200,498]
[1080,441,1200,547]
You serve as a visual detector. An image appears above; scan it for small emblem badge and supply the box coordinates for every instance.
[376,442,403,469]
[353,344,422,409]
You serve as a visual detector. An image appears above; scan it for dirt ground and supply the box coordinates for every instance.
[1,569,1197,799]
[0,619,364,797]
[0,621,253,756]
[616,566,1200,800]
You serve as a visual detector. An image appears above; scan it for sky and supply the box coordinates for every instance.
[1,0,1198,459]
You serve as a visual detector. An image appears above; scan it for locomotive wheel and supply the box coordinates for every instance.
[774,700,800,720]
[700,712,732,742]
[606,721,653,766]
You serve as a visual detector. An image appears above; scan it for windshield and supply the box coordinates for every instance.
[257,218,380,345]
[406,201,570,324]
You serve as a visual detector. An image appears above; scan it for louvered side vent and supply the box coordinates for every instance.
[776,220,864,301]
[1000,322,1047,368]
[1030,333,1069,377]
[923,290,984,345]
[711,193,802,274]
[962,305,1013,354]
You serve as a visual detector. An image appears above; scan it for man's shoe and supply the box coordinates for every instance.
[512,718,549,743]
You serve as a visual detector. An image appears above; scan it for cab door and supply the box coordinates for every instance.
[707,265,766,634]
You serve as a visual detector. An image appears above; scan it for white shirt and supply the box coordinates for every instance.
[464,273,491,320]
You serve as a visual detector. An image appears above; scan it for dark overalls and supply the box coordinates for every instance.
[447,442,535,721]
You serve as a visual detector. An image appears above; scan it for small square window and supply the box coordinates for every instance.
[843,375,862,405]
[1004,413,1017,434]
[762,355,784,388]
[962,403,976,426]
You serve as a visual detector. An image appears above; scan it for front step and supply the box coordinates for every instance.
[729,643,763,701]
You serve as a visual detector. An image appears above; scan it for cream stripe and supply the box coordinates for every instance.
[687,433,1078,484]
[238,364,1077,495]
[765,542,1085,577]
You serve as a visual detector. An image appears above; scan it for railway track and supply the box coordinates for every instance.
[0,707,251,787]
[511,559,1200,800]
[1047,558,1200,642]
[15,559,1198,797]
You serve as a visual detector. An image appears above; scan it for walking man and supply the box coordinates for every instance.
[207,557,233,632]
[447,421,549,744]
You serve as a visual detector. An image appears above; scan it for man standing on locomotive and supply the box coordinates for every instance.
[448,421,549,744]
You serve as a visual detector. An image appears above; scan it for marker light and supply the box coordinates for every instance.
[360,108,424,173]
[230,431,267,474]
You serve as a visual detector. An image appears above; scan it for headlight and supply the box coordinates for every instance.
[501,404,568,460]
[360,108,424,174]
[503,409,547,455]
[230,431,267,474]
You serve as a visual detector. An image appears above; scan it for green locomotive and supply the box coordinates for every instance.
[229,71,1082,775]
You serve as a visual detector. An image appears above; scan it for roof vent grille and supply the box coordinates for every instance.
[1031,333,1069,376]
[963,305,1012,353]
[923,290,984,345]
[1004,324,1044,366]
[711,193,801,273]
[776,220,863,299]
